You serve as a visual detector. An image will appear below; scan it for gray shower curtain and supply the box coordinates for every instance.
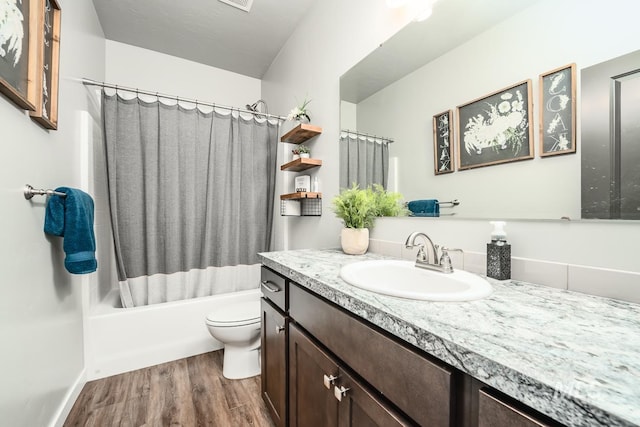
[340,133,389,189]
[102,92,278,307]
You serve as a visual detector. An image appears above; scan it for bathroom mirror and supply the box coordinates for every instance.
[339,0,640,220]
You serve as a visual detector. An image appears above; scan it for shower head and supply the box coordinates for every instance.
[245,99,268,116]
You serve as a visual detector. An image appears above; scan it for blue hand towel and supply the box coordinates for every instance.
[407,199,440,217]
[44,187,98,274]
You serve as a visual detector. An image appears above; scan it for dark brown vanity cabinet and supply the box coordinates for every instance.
[289,323,411,427]
[260,267,289,427]
[477,388,560,427]
[289,283,453,427]
[261,265,567,427]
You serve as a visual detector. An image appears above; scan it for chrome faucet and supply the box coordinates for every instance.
[404,232,463,274]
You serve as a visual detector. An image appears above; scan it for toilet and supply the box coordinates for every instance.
[205,298,262,379]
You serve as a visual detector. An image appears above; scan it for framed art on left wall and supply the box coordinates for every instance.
[30,0,61,129]
[0,0,40,110]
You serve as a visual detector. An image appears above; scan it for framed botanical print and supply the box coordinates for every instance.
[0,0,40,110]
[30,0,61,129]
[539,63,576,156]
[433,110,454,175]
[456,80,534,170]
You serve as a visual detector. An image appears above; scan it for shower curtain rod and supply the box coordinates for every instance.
[82,78,287,121]
[341,129,394,143]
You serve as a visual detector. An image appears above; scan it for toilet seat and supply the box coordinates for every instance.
[206,300,261,327]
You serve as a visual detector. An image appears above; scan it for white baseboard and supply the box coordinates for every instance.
[50,368,86,427]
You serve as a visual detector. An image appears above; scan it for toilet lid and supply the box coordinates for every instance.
[206,300,261,326]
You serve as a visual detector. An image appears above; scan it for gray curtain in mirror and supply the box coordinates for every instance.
[102,92,278,297]
[339,134,389,189]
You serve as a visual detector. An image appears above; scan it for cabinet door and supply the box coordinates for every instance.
[289,324,339,427]
[478,389,558,427]
[336,369,415,427]
[261,298,288,427]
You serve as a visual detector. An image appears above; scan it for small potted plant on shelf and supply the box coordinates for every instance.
[298,145,310,158]
[287,97,312,124]
[332,184,406,255]
[291,148,300,160]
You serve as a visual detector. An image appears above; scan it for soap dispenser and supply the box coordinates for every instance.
[486,221,511,280]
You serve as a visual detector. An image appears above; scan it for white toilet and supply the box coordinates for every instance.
[205,298,261,379]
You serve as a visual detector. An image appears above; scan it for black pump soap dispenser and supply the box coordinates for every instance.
[486,221,511,280]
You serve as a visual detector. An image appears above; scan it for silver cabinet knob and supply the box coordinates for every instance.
[334,385,350,401]
[275,324,285,333]
[323,374,338,389]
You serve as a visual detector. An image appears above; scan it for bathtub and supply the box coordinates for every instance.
[85,288,261,380]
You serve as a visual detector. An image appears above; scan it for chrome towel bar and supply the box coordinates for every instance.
[24,184,67,200]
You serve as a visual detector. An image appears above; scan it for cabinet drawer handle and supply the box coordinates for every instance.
[334,385,350,402]
[323,374,338,389]
[275,324,285,333]
[261,280,281,293]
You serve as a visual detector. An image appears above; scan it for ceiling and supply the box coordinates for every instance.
[92,0,316,79]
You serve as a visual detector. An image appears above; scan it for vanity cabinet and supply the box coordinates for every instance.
[290,283,454,427]
[289,323,411,427]
[477,388,560,427]
[261,263,568,427]
[260,267,289,427]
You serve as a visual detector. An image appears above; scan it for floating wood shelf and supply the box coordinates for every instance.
[280,124,323,144]
[280,192,322,200]
[281,158,322,172]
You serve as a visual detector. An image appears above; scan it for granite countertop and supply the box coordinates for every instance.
[258,249,640,427]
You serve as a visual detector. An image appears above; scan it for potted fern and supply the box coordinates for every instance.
[333,184,406,255]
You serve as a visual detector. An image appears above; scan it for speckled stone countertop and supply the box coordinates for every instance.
[258,249,640,427]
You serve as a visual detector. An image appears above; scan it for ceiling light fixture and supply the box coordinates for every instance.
[386,0,411,8]
[387,0,437,22]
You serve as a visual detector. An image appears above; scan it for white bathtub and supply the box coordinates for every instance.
[85,288,261,380]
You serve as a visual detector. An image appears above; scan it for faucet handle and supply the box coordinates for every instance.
[440,247,464,272]
[415,244,428,262]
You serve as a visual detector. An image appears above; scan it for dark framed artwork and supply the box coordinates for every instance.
[456,80,534,170]
[30,0,61,129]
[0,0,40,110]
[432,110,454,174]
[539,63,576,157]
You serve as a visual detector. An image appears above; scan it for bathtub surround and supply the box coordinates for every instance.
[260,249,640,427]
[101,92,279,307]
[86,288,260,380]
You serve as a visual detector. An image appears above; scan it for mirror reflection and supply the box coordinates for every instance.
[340,0,640,220]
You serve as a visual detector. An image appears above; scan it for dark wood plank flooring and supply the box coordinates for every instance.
[64,350,274,427]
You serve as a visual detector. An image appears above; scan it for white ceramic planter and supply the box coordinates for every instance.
[341,228,369,255]
[300,153,310,158]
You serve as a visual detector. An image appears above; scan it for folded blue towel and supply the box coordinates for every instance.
[44,187,97,274]
[407,199,440,217]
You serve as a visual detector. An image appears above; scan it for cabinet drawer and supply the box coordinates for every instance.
[290,283,454,427]
[261,266,288,311]
[478,388,560,427]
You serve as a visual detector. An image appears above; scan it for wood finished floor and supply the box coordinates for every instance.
[64,350,274,427]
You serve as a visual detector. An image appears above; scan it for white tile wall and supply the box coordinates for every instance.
[367,239,639,304]
[568,265,640,304]
[512,257,568,290]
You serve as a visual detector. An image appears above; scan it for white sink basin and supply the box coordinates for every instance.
[339,260,492,301]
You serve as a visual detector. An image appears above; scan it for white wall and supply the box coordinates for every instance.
[357,0,640,220]
[263,0,640,277]
[0,1,105,426]
[263,0,414,250]
[105,40,262,105]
